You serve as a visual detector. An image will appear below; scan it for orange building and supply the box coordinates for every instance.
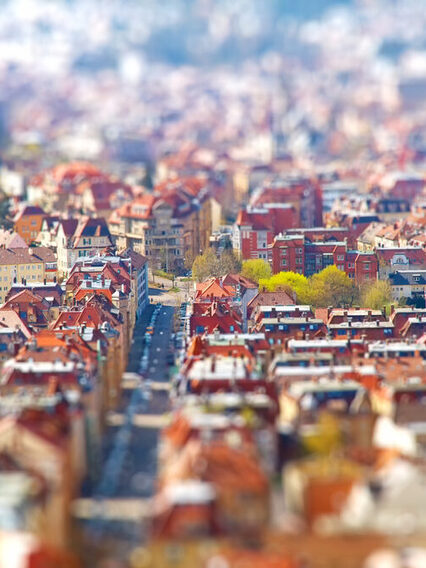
[13,205,46,245]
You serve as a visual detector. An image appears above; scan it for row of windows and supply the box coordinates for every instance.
[282,257,303,266]
[281,247,303,255]
[20,220,38,230]
[266,324,319,332]
[0,264,42,272]
[336,326,391,336]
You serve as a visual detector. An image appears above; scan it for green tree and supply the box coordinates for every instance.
[219,249,241,274]
[184,250,195,271]
[193,248,218,281]
[360,280,393,311]
[258,271,310,303]
[0,195,12,230]
[309,265,357,308]
[241,259,272,283]
[192,248,243,281]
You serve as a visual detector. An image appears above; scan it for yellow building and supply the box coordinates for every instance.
[0,248,47,303]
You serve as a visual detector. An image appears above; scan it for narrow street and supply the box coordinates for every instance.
[75,302,176,566]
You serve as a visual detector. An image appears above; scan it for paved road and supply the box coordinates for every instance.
[76,302,175,566]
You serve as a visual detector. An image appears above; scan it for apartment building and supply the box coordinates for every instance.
[271,234,378,283]
[110,179,217,272]
[55,217,113,277]
[0,248,48,303]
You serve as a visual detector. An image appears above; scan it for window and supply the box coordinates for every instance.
[337,255,344,261]
[296,257,302,265]
[338,265,345,271]
[282,259,287,266]
[296,248,303,254]
[364,262,370,270]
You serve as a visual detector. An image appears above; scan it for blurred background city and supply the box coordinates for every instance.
[0,1,426,567]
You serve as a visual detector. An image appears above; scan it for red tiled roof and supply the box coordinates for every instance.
[236,209,271,231]
[248,290,296,309]
[196,278,235,299]
[222,273,257,289]
[50,162,102,184]
[376,247,426,264]
[190,314,242,335]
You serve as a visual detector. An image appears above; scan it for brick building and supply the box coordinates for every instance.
[271,235,378,283]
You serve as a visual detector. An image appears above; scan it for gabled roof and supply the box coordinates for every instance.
[376,247,426,265]
[190,314,242,335]
[79,178,134,210]
[73,217,111,242]
[119,247,148,269]
[160,440,267,492]
[389,270,426,286]
[222,273,257,290]
[248,290,296,310]
[13,204,45,222]
[58,219,78,237]
[50,161,102,184]
[0,248,45,266]
[236,209,271,230]
[0,409,69,450]
[0,230,27,249]
[0,310,32,338]
[30,246,57,263]
[195,278,235,299]
[118,194,156,219]
[2,289,48,309]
